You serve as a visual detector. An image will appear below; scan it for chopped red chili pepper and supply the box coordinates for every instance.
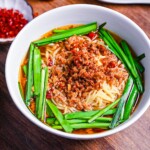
[71,49,77,54]
[33,12,39,18]
[108,61,116,68]
[47,57,53,66]
[88,32,97,40]
[0,8,28,38]
[46,90,52,99]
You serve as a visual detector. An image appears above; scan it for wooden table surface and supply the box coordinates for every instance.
[0,0,150,149]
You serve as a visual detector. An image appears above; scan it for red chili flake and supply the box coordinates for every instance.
[46,90,52,99]
[88,32,97,40]
[71,49,77,55]
[33,12,39,18]
[47,58,53,66]
[74,59,80,67]
[108,61,116,68]
[58,82,65,88]
[0,8,28,38]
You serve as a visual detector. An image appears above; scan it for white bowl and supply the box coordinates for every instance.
[5,4,150,139]
[0,0,33,43]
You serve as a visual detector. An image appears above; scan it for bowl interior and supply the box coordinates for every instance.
[5,4,150,139]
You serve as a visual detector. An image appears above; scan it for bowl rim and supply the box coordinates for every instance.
[5,4,150,139]
[0,37,14,43]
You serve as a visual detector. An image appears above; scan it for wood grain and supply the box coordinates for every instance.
[0,1,150,150]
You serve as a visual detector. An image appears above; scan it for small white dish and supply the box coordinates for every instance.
[5,4,150,139]
[0,0,33,43]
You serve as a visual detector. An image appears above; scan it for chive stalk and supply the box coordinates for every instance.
[22,65,27,76]
[37,68,46,119]
[52,123,110,130]
[46,118,56,125]
[65,108,116,120]
[99,27,143,93]
[34,22,97,46]
[25,43,34,106]
[41,67,49,122]
[33,47,41,115]
[103,108,117,115]
[46,103,54,117]
[18,82,24,100]
[121,40,143,92]
[99,22,107,30]
[123,84,138,120]
[134,60,145,73]
[83,117,112,122]
[54,119,87,125]
[136,53,145,61]
[53,29,66,33]
[88,98,120,123]
[33,47,41,95]
[65,110,99,120]
[72,123,110,129]
[54,117,112,125]
[134,54,145,73]
[47,100,73,133]
[110,76,133,128]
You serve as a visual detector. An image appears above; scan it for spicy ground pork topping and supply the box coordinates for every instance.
[43,34,128,113]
